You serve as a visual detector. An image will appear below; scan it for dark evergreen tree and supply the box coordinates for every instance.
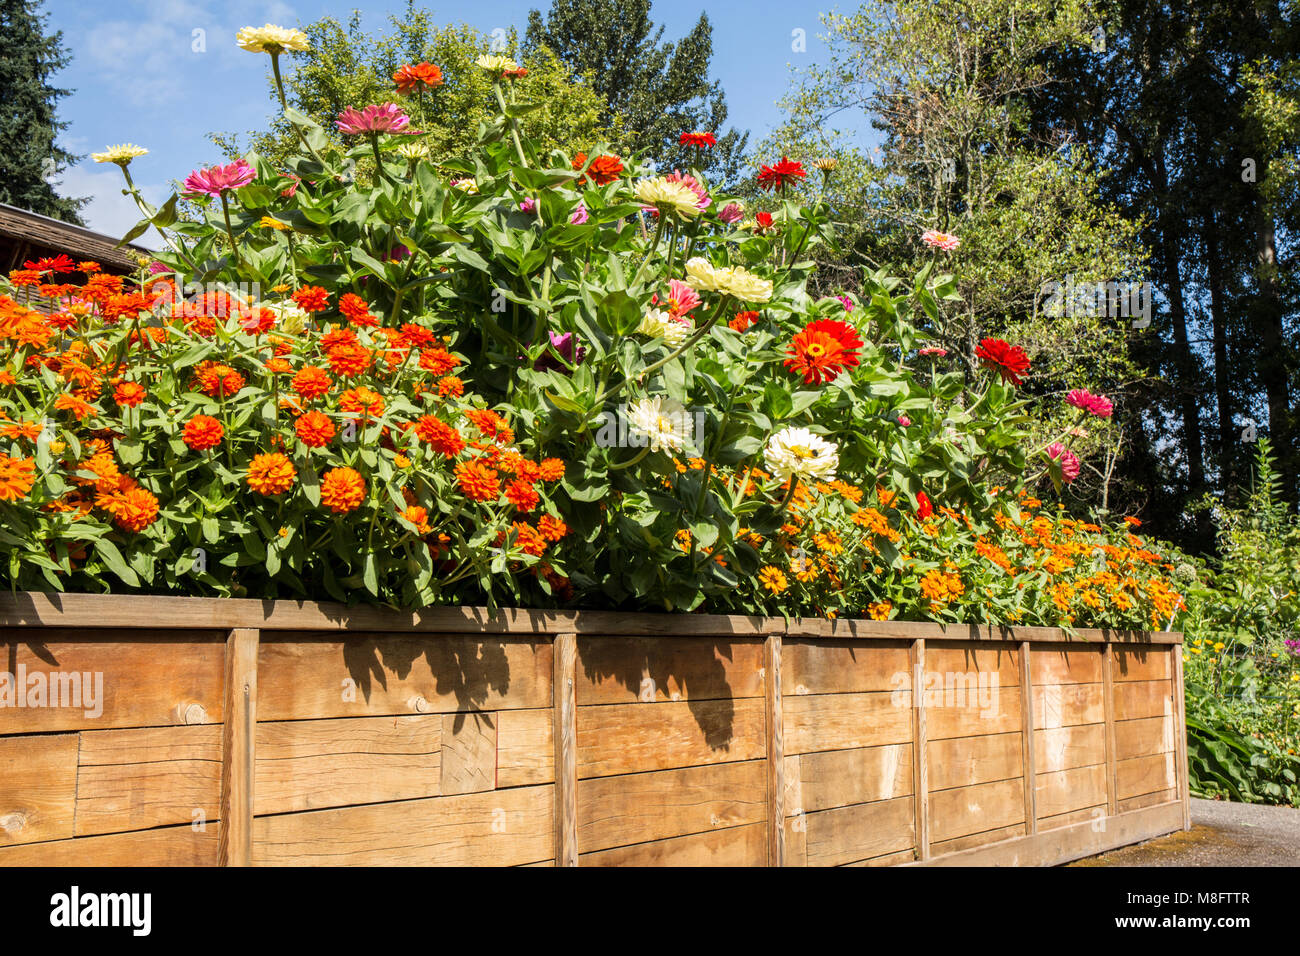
[0,0,85,221]
[524,0,748,184]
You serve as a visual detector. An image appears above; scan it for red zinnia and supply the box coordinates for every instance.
[974,338,1031,385]
[679,131,717,148]
[783,319,864,385]
[586,154,624,186]
[916,491,933,520]
[756,156,806,193]
[24,254,75,274]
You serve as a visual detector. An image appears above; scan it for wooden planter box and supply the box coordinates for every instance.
[0,593,1189,866]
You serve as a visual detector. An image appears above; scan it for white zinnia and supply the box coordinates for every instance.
[257,300,310,334]
[637,308,690,347]
[764,427,839,483]
[634,177,704,219]
[91,144,148,166]
[236,24,310,54]
[475,54,520,72]
[683,256,773,303]
[627,396,693,453]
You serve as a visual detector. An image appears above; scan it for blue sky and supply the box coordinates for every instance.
[41,0,866,243]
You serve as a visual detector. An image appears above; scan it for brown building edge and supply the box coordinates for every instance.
[0,592,1189,867]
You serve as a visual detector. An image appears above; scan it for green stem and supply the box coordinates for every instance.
[609,444,652,471]
[632,213,667,286]
[219,192,245,270]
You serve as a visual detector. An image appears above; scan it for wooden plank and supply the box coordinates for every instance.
[915,800,1183,867]
[796,795,915,867]
[580,822,766,867]
[782,639,910,695]
[764,633,784,867]
[1117,752,1177,800]
[926,643,1022,687]
[930,822,1027,857]
[911,638,928,860]
[928,777,1025,844]
[576,760,766,854]
[1120,788,1178,814]
[1035,764,1108,819]
[1032,645,1104,685]
[1173,644,1191,830]
[926,683,1022,740]
[1103,642,1118,815]
[576,698,765,777]
[1019,641,1037,834]
[218,628,257,867]
[1115,715,1175,761]
[1034,723,1106,774]
[496,708,553,787]
[784,692,912,755]
[0,592,1181,643]
[0,634,225,733]
[1113,647,1172,682]
[1033,682,1104,729]
[254,716,441,815]
[0,734,78,845]
[76,725,221,835]
[785,744,912,815]
[928,732,1022,792]
[1113,679,1174,721]
[0,823,218,866]
[553,632,577,868]
[574,636,764,703]
[843,848,917,867]
[253,784,554,866]
[1037,803,1108,832]
[440,712,496,795]
[256,634,552,720]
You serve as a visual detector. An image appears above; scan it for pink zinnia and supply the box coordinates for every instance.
[897,415,911,427]
[519,198,537,214]
[918,346,948,357]
[1047,442,1081,483]
[569,202,588,225]
[838,294,854,313]
[336,103,419,136]
[183,160,255,197]
[1066,388,1114,418]
[664,170,711,210]
[717,202,743,224]
[665,279,701,319]
[921,229,960,252]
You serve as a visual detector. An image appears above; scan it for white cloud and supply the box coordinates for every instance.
[57,164,167,250]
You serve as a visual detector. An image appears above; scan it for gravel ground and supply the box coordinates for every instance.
[1069,798,1300,866]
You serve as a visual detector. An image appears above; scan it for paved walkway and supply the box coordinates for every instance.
[1070,798,1300,866]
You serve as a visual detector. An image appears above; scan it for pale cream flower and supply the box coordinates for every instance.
[237,25,310,54]
[764,427,839,483]
[258,300,309,334]
[683,257,773,303]
[627,397,694,453]
[637,308,690,347]
[91,144,148,166]
[475,54,520,73]
[634,177,704,219]
[396,142,430,160]
[451,178,479,193]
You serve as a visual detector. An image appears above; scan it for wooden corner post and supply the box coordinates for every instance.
[1102,642,1119,817]
[1172,641,1191,830]
[218,627,258,866]
[910,637,929,860]
[1019,641,1038,834]
[552,632,578,866]
[763,632,785,866]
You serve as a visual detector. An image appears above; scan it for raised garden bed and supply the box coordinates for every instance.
[0,592,1188,866]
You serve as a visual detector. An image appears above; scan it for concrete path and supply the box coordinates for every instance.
[1070,798,1300,866]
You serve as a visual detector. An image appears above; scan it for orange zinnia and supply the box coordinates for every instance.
[413,415,464,457]
[320,466,366,514]
[455,459,499,502]
[326,343,372,377]
[109,486,159,532]
[247,453,297,496]
[291,285,331,313]
[537,514,568,542]
[292,365,332,400]
[784,319,863,385]
[418,347,458,376]
[339,386,384,417]
[393,61,443,94]
[182,414,224,450]
[53,393,95,419]
[114,381,147,407]
[504,479,539,512]
[0,454,36,501]
[295,411,335,448]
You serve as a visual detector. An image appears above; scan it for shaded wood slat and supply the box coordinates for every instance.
[0,734,78,845]
[763,633,784,867]
[218,628,257,866]
[552,632,577,867]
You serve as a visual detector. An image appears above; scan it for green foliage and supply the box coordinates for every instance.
[524,0,749,184]
[755,0,1147,513]
[0,0,86,221]
[213,3,610,172]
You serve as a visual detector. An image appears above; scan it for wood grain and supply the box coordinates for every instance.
[553,632,577,867]
[1113,679,1174,721]
[784,692,912,755]
[0,823,218,866]
[782,639,910,695]
[496,708,553,787]
[928,777,1025,844]
[764,633,784,867]
[1034,723,1106,774]
[1033,682,1104,729]
[1031,645,1104,685]
[927,732,1022,792]
[784,744,913,815]
[575,636,764,703]
[1115,715,1175,761]
[218,627,257,866]
[1113,647,1172,682]
[911,638,928,860]
[440,712,496,795]
[1019,642,1037,834]
[1035,764,1108,819]
[0,733,78,845]
[796,795,915,867]
[1117,752,1177,800]
[576,697,765,777]
[580,822,766,867]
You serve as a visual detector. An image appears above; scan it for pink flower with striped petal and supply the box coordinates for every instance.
[183,160,255,197]
[336,103,419,135]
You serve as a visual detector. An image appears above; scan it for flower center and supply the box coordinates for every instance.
[789,444,814,460]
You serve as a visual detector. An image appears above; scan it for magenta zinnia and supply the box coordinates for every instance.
[183,160,255,197]
[1047,442,1081,483]
[1066,388,1114,418]
[336,103,418,135]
